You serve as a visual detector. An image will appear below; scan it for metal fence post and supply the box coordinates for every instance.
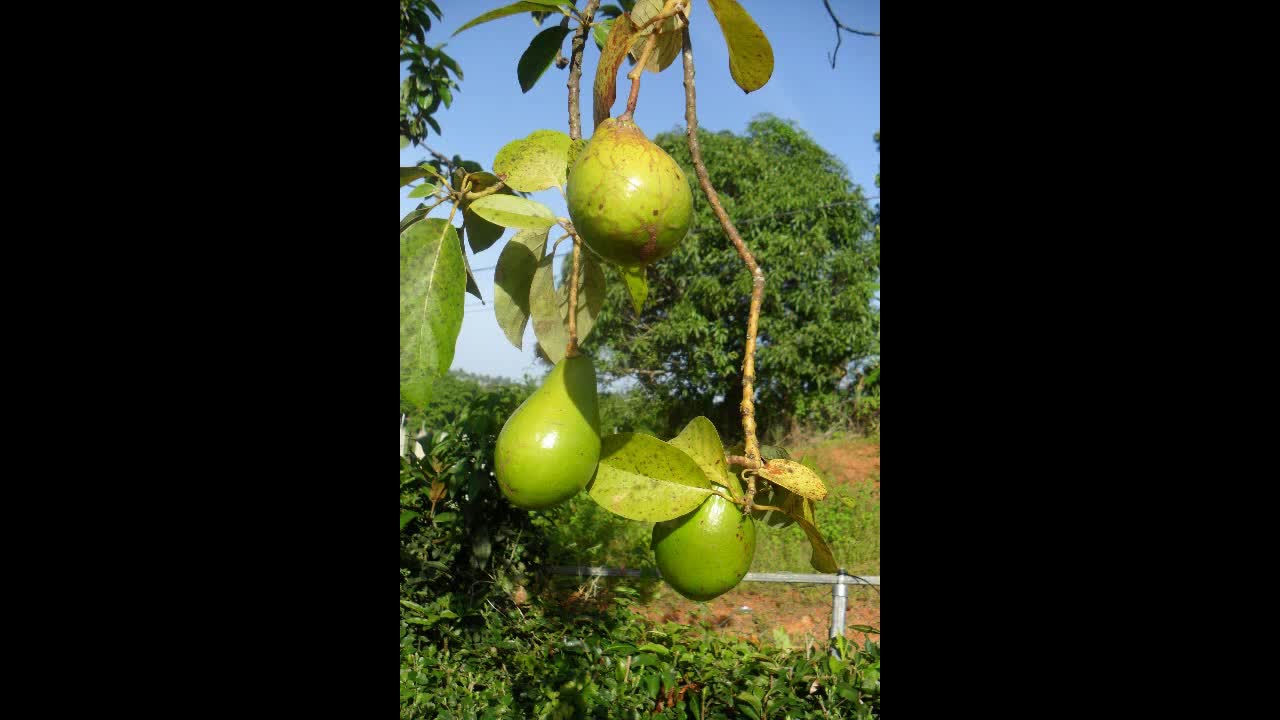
[830,569,848,656]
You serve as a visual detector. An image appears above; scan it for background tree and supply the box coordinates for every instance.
[400,0,463,146]
[582,115,880,442]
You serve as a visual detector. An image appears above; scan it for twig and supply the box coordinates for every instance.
[620,0,683,121]
[420,142,455,169]
[681,27,765,506]
[564,2,601,360]
[567,0,601,140]
[566,235,582,357]
[621,33,658,118]
[822,0,880,69]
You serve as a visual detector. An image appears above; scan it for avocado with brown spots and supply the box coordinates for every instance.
[651,494,756,602]
[566,117,693,268]
[494,355,601,510]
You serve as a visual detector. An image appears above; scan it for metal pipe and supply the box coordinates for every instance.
[549,566,880,586]
[830,570,849,655]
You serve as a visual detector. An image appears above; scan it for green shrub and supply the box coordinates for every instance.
[401,378,880,719]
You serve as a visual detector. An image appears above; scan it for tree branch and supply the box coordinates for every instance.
[567,0,601,140]
[566,235,582,358]
[681,26,765,509]
[822,0,880,69]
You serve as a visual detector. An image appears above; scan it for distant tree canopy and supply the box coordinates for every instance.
[400,0,462,146]
[581,115,880,441]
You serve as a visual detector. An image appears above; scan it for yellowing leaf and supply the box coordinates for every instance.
[494,130,573,192]
[757,459,828,500]
[593,13,637,128]
[706,0,774,93]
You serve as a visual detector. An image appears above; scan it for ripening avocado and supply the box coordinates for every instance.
[494,355,601,510]
[652,494,756,602]
[566,117,693,268]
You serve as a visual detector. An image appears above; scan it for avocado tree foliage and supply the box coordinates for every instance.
[401,4,879,711]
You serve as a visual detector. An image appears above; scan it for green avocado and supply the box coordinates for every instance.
[494,355,601,509]
[652,494,756,602]
[566,117,693,268]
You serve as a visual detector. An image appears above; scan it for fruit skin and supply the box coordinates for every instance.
[494,355,601,510]
[566,117,694,268]
[652,495,756,602]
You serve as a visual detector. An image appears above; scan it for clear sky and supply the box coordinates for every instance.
[401,0,880,381]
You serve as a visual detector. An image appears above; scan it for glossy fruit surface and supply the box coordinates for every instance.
[495,355,601,509]
[652,495,756,601]
[566,117,693,268]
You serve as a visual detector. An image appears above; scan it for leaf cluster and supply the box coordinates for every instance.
[401,0,464,145]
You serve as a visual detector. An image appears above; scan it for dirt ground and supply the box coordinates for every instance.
[633,439,881,646]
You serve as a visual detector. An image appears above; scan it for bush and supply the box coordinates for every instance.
[400,377,880,719]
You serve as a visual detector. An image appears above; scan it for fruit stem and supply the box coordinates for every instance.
[567,0,601,140]
[620,0,682,121]
[566,233,583,358]
[621,34,659,119]
[681,26,766,486]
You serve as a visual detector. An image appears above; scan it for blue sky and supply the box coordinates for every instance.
[401,0,880,381]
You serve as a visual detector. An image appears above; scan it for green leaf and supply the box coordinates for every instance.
[848,625,880,634]
[522,0,571,7]
[433,511,458,524]
[632,652,660,668]
[592,18,613,50]
[400,510,420,531]
[468,195,557,229]
[620,265,647,314]
[636,642,670,656]
[734,693,763,718]
[453,2,557,36]
[529,248,568,363]
[593,12,637,128]
[587,433,713,521]
[459,230,484,303]
[757,459,828,500]
[706,0,774,93]
[461,172,511,253]
[493,228,548,350]
[793,512,838,573]
[407,183,438,199]
[400,219,466,409]
[401,166,430,186]
[493,130,572,192]
[400,135,411,149]
[555,250,605,344]
[517,25,573,93]
[400,206,431,234]
[668,417,738,498]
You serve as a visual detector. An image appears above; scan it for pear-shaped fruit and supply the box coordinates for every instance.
[566,117,693,268]
[495,355,601,510]
[652,495,756,602]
